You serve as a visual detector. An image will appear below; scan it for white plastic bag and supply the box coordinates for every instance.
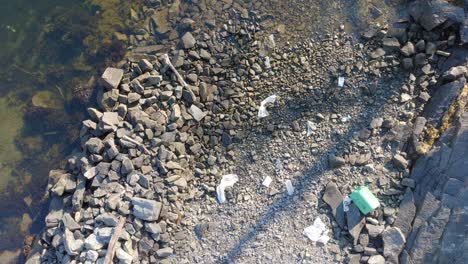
[343,196,352,212]
[338,77,345,87]
[262,176,272,187]
[307,121,316,137]
[258,95,277,118]
[216,174,239,203]
[303,217,330,245]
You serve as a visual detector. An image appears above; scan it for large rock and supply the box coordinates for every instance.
[131,197,162,221]
[394,189,416,237]
[188,105,207,122]
[322,182,346,228]
[408,0,464,31]
[63,229,84,256]
[423,78,465,128]
[383,227,406,263]
[347,203,365,245]
[181,32,196,49]
[101,67,124,90]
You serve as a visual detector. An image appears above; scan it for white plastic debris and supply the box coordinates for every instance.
[275,159,284,174]
[343,196,352,212]
[262,176,273,187]
[338,77,345,87]
[285,180,294,195]
[303,217,330,245]
[216,174,239,203]
[258,95,277,118]
[341,115,351,123]
[264,56,271,69]
[307,121,316,136]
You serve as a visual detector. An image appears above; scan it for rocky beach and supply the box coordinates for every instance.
[13,0,468,264]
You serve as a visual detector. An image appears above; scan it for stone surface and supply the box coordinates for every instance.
[322,182,345,228]
[394,189,416,237]
[347,203,365,245]
[383,227,406,263]
[131,197,162,221]
[101,67,124,90]
[181,32,196,49]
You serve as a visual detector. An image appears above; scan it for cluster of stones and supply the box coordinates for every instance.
[26,5,288,264]
[324,1,467,264]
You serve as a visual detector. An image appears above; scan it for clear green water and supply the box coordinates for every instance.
[0,0,131,257]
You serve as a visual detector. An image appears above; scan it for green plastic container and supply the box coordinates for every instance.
[350,186,380,215]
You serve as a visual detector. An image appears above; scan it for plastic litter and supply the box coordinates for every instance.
[216,174,239,203]
[262,176,272,187]
[275,159,284,174]
[258,95,277,118]
[303,217,330,245]
[341,115,351,123]
[285,180,294,195]
[350,186,380,215]
[338,77,345,87]
[343,196,352,212]
[307,121,316,136]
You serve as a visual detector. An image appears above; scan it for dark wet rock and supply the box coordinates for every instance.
[101,67,123,90]
[323,182,346,228]
[414,53,427,66]
[181,32,196,49]
[402,58,413,70]
[347,203,365,245]
[131,197,162,221]
[461,18,468,44]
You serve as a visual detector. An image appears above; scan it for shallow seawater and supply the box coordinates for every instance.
[0,0,132,258]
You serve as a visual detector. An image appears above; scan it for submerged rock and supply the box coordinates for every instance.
[31,91,63,109]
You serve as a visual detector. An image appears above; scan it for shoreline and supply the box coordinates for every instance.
[26,0,468,263]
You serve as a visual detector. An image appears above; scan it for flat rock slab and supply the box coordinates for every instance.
[323,182,346,228]
[382,227,405,263]
[347,203,365,245]
[394,189,416,237]
[131,197,162,221]
[101,67,124,90]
